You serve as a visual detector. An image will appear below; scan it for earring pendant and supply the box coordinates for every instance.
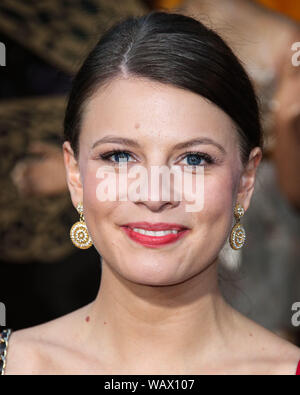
[230,203,246,250]
[70,202,93,249]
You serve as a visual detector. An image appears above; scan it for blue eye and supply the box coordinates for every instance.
[100,150,135,164]
[99,150,215,168]
[111,152,131,163]
[182,153,213,167]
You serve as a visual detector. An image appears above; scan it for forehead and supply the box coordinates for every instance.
[80,77,238,148]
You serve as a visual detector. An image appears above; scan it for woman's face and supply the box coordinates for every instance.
[64,77,261,285]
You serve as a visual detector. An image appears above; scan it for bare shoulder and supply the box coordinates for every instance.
[232,309,300,375]
[5,304,92,375]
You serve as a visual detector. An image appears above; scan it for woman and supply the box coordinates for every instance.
[2,11,300,375]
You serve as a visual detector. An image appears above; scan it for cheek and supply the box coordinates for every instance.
[200,169,236,235]
[81,164,98,207]
[81,164,117,228]
[206,173,234,208]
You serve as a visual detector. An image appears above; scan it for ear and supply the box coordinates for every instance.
[62,141,83,208]
[237,147,262,211]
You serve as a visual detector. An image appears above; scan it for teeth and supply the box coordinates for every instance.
[132,228,179,236]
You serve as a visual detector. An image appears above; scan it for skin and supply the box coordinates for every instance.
[5,76,300,375]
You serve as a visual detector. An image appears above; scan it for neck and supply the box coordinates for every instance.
[78,257,237,373]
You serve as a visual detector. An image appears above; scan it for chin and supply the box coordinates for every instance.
[114,257,181,285]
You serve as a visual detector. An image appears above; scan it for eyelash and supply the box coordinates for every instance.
[98,149,216,168]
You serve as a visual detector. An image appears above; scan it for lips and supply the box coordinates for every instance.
[120,222,190,248]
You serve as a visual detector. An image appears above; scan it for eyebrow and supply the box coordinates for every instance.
[173,137,226,154]
[91,136,140,149]
[91,135,226,154]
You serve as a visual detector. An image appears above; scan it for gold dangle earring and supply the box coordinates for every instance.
[70,202,93,249]
[230,203,246,250]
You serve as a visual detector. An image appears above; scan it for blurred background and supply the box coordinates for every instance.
[0,0,299,346]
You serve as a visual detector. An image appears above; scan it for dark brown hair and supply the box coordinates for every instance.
[64,11,263,163]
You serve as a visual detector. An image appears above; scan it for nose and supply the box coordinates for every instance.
[135,199,179,213]
[129,161,181,212]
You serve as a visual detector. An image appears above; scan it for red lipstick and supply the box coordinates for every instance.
[120,222,190,248]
